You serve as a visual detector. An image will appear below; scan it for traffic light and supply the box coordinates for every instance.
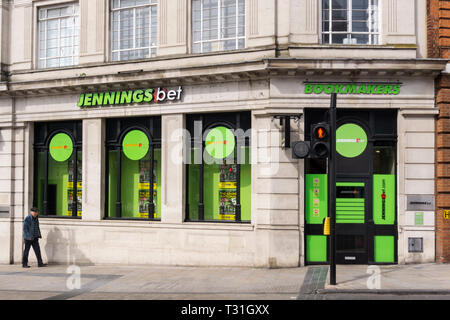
[292,141,310,159]
[310,122,330,158]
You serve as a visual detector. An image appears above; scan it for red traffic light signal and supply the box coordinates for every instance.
[315,126,327,139]
[310,123,330,158]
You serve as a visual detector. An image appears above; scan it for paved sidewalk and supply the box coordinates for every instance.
[1,263,449,300]
[0,263,307,300]
[321,263,450,293]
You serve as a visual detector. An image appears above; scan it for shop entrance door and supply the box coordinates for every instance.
[304,109,398,265]
[335,179,370,264]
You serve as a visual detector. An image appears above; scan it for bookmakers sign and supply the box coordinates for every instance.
[78,86,183,108]
[304,83,401,95]
[122,130,149,161]
[49,133,73,162]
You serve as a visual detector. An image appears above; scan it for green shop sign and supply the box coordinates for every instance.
[78,86,183,108]
[49,133,73,162]
[122,130,149,161]
[205,126,236,159]
[336,123,367,158]
[304,83,401,95]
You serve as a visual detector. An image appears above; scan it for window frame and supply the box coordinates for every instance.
[33,121,83,219]
[110,0,158,62]
[192,0,245,54]
[105,117,162,221]
[37,2,80,69]
[321,0,380,45]
[185,112,251,224]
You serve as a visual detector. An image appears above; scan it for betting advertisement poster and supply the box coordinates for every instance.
[138,159,157,218]
[218,164,237,220]
[67,159,82,216]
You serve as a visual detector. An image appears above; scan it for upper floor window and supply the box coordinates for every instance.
[111,0,157,61]
[38,3,79,68]
[192,0,245,54]
[322,0,379,45]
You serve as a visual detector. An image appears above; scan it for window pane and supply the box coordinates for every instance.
[352,22,368,32]
[352,0,369,9]
[47,8,61,18]
[332,0,347,9]
[332,9,347,20]
[332,33,348,44]
[352,33,369,44]
[332,21,347,32]
[352,10,368,21]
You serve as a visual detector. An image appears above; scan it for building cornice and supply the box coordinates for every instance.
[1,58,447,97]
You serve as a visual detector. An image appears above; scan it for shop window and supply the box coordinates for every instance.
[186,112,251,222]
[38,3,80,68]
[111,0,158,61]
[192,0,245,54]
[106,117,161,220]
[33,121,82,217]
[321,0,379,45]
[373,143,395,174]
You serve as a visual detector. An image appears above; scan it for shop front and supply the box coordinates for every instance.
[304,109,397,264]
[0,58,444,267]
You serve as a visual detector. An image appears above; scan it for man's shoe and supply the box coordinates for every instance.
[22,265,30,268]
[38,263,47,267]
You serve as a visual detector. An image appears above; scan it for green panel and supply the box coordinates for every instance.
[188,146,251,221]
[108,150,118,218]
[108,148,161,218]
[306,235,327,262]
[374,235,395,263]
[204,163,220,220]
[49,133,73,162]
[373,174,395,225]
[240,146,251,221]
[336,123,368,158]
[37,151,81,216]
[336,182,365,187]
[122,130,149,161]
[187,148,200,220]
[205,126,236,159]
[305,174,328,224]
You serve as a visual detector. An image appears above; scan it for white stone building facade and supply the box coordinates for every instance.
[0,0,445,267]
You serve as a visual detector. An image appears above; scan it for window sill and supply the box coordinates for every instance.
[289,44,417,50]
[103,217,161,222]
[37,218,255,231]
[39,215,81,219]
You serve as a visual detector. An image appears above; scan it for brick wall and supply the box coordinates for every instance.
[429,0,450,262]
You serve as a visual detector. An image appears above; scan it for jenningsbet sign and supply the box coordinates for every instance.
[304,83,401,95]
[77,86,183,107]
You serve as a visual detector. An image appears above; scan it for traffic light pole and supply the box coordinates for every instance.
[329,93,337,285]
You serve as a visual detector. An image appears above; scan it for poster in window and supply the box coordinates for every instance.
[219,164,237,220]
[138,159,157,218]
[67,159,82,216]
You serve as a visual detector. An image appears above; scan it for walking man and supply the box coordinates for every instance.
[22,207,47,268]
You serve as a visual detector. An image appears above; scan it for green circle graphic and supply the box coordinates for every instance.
[122,130,149,160]
[49,133,73,162]
[336,123,368,158]
[205,126,236,159]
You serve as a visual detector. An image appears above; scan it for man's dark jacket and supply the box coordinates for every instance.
[23,214,42,240]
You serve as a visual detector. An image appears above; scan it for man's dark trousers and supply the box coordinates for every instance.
[22,238,43,266]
